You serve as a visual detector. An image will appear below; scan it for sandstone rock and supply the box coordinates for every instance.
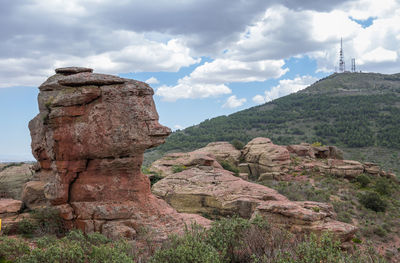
[287,144,314,157]
[22,181,47,210]
[242,138,291,179]
[27,67,208,239]
[0,163,33,199]
[287,144,343,160]
[194,142,241,165]
[149,152,222,177]
[0,199,22,214]
[363,162,380,175]
[152,167,356,241]
[55,67,93,74]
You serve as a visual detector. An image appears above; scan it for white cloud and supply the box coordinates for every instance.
[156,58,287,101]
[222,95,247,108]
[252,94,266,104]
[254,75,317,104]
[361,47,398,63]
[156,77,231,102]
[145,77,160,85]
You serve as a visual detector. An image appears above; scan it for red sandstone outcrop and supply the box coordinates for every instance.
[152,165,357,241]
[240,138,291,180]
[23,67,210,240]
[194,142,242,165]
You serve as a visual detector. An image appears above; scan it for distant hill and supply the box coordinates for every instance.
[146,72,400,173]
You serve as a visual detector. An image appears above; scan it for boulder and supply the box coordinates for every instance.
[149,152,222,177]
[287,144,343,160]
[0,199,22,214]
[21,181,47,210]
[26,67,210,240]
[0,163,34,199]
[242,138,291,179]
[194,142,241,165]
[152,166,356,241]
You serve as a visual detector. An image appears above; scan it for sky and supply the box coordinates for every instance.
[0,0,400,161]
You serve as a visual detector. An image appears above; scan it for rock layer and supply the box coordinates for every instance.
[152,165,357,241]
[26,67,209,239]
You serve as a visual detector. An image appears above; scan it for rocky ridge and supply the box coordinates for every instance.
[149,139,397,241]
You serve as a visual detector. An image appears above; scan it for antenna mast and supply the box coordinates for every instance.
[351,58,356,72]
[339,38,345,73]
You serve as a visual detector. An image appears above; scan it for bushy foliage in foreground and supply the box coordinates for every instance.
[0,230,133,263]
[0,217,386,263]
[150,216,386,263]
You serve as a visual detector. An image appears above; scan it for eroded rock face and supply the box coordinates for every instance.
[26,67,209,239]
[241,138,291,179]
[152,165,357,241]
[0,163,34,199]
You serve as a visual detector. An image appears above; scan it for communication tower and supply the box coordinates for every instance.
[339,38,345,73]
[351,58,356,72]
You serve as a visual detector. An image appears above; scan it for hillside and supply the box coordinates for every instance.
[146,72,400,172]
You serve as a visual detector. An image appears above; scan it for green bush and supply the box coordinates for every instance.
[172,165,187,173]
[359,191,387,212]
[150,225,221,263]
[17,218,37,237]
[374,178,392,196]
[0,230,134,263]
[0,236,30,261]
[219,161,239,176]
[31,207,65,236]
[231,139,244,150]
[356,174,371,188]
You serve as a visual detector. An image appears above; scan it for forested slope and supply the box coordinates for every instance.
[147,72,400,172]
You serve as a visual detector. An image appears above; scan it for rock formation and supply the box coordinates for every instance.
[239,138,291,180]
[0,163,34,199]
[25,67,209,240]
[152,164,357,241]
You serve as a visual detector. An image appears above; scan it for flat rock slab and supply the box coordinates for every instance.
[0,199,22,214]
[55,67,93,74]
[58,73,126,86]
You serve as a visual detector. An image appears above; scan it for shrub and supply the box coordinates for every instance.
[17,218,37,237]
[206,216,251,262]
[0,236,30,261]
[172,165,187,173]
[149,174,164,186]
[311,142,322,147]
[374,178,392,196]
[150,225,221,263]
[7,230,135,263]
[356,174,371,188]
[231,139,244,150]
[31,207,65,236]
[219,161,239,176]
[359,191,387,212]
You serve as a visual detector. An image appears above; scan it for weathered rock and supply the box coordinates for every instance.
[0,199,22,214]
[149,152,222,177]
[0,163,33,199]
[287,143,343,159]
[152,167,356,241]
[363,162,380,175]
[26,67,210,239]
[242,138,291,179]
[55,67,93,74]
[194,142,241,165]
[21,181,47,210]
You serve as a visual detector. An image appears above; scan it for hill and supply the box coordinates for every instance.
[146,72,400,173]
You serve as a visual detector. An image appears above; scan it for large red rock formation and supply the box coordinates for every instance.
[28,67,209,240]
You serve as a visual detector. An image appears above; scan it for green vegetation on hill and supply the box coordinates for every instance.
[147,72,400,172]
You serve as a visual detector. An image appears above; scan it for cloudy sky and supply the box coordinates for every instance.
[1,0,400,161]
